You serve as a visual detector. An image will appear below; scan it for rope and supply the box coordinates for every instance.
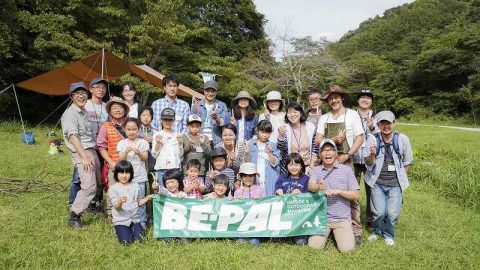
[0,84,12,95]
[34,97,72,128]
[12,84,27,135]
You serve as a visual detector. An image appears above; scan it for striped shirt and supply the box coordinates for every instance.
[309,162,359,222]
[204,168,235,195]
[151,97,190,134]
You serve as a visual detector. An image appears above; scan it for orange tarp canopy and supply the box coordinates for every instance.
[16,50,203,99]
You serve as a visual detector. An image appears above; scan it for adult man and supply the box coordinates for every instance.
[306,87,323,127]
[69,77,108,211]
[353,88,377,228]
[151,75,190,134]
[308,139,360,252]
[365,111,413,246]
[191,80,228,146]
[315,84,364,243]
[61,82,101,228]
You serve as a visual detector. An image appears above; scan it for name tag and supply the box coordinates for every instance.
[387,164,396,172]
[195,145,204,152]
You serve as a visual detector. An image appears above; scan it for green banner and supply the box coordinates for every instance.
[153,192,327,238]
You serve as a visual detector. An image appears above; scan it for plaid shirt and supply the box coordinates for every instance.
[183,176,205,199]
[151,97,190,134]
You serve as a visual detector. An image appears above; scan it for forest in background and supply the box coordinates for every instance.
[1,0,479,124]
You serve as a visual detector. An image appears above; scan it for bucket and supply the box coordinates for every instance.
[21,131,35,145]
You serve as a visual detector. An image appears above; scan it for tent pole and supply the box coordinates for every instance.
[101,48,105,79]
[0,84,12,95]
[12,84,27,135]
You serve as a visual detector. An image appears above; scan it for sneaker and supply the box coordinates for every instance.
[68,214,85,229]
[355,235,363,245]
[367,234,378,241]
[385,238,395,246]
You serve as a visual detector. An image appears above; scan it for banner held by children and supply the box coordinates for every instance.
[153,192,327,238]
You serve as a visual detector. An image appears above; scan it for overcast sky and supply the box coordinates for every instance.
[254,0,415,53]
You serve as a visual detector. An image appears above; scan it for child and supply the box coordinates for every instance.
[274,153,309,245]
[107,160,154,245]
[258,91,285,143]
[183,159,206,198]
[152,168,187,198]
[117,117,149,226]
[234,162,266,247]
[138,106,157,172]
[181,114,211,178]
[204,147,235,195]
[245,120,280,196]
[203,174,229,199]
[151,108,183,186]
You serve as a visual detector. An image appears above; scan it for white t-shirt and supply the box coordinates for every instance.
[238,118,245,142]
[316,108,364,148]
[84,100,108,137]
[128,103,139,118]
[256,142,267,188]
[117,138,149,183]
[151,130,181,170]
[259,112,285,143]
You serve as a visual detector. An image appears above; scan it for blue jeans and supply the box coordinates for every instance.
[370,183,402,239]
[156,169,168,187]
[238,238,260,247]
[114,223,144,245]
[136,182,147,225]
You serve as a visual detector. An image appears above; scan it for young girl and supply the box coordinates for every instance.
[245,120,280,196]
[229,91,258,142]
[258,91,285,143]
[151,169,187,198]
[234,162,266,247]
[183,159,205,198]
[204,147,235,195]
[107,160,154,245]
[117,117,149,226]
[203,174,229,199]
[274,153,309,245]
[122,81,139,118]
[151,108,183,185]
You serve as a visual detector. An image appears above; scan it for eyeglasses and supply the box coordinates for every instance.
[72,92,88,97]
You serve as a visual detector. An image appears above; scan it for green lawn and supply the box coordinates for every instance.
[1,122,479,269]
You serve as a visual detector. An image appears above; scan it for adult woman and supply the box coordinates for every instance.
[122,81,140,118]
[214,124,246,175]
[258,90,286,143]
[229,90,258,143]
[278,102,318,175]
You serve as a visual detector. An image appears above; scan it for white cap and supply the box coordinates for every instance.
[319,139,337,151]
[187,114,202,124]
[375,111,395,123]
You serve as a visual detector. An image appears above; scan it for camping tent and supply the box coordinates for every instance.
[16,50,204,99]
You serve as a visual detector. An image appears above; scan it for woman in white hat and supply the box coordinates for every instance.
[229,90,258,143]
[258,90,285,143]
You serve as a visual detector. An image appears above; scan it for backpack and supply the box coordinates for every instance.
[374,131,402,161]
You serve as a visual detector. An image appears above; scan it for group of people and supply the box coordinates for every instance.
[61,75,413,251]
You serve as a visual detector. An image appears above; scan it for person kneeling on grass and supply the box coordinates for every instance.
[203,173,230,199]
[308,139,360,252]
[364,111,413,246]
[107,160,154,245]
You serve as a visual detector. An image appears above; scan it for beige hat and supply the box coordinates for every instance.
[231,90,257,108]
[263,90,285,109]
[106,96,130,116]
[238,162,258,175]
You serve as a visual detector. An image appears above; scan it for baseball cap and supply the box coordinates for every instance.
[161,108,176,120]
[204,80,219,91]
[187,114,202,124]
[375,111,395,123]
[319,139,338,151]
[89,77,108,88]
[358,89,374,99]
[69,82,88,94]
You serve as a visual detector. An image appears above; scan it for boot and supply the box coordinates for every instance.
[68,211,85,229]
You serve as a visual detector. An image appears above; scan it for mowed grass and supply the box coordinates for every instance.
[0,121,479,269]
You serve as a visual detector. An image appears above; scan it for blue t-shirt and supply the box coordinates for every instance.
[274,174,309,194]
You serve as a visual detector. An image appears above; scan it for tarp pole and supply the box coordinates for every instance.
[0,84,12,95]
[101,48,105,79]
[12,84,27,135]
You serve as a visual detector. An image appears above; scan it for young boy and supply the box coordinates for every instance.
[365,111,413,246]
[151,108,183,186]
[203,174,229,199]
[181,114,211,179]
[183,159,206,198]
[204,147,235,195]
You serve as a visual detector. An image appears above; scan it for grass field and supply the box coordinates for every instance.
[1,122,479,269]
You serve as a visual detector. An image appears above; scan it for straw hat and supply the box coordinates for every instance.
[322,85,346,100]
[263,90,285,108]
[231,90,257,108]
[106,96,130,116]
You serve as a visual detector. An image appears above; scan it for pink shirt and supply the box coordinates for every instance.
[234,186,266,199]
